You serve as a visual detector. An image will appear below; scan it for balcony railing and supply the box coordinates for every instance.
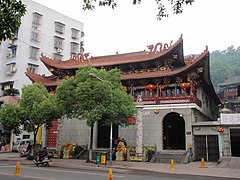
[134,95,202,107]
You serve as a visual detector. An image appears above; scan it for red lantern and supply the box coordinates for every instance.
[146,84,156,92]
[218,127,224,133]
[146,84,156,97]
[179,82,190,92]
[127,117,135,125]
[122,86,128,91]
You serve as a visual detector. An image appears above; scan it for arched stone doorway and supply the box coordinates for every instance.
[163,112,186,150]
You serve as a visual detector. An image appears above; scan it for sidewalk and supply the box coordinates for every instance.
[1,152,240,179]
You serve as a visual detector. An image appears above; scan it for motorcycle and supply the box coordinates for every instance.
[33,153,53,167]
[20,148,31,157]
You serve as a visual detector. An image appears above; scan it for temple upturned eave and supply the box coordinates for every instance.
[120,47,209,81]
[25,71,60,87]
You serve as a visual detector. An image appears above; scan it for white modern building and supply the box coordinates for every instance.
[0,0,84,150]
[0,0,84,95]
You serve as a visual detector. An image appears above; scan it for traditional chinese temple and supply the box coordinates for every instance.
[26,35,222,162]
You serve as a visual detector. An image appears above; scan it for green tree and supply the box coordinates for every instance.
[56,66,136,160]
[0,0,26,41]
[83,0,194,20]
[0,104,23,135]
[20,83,63,146]
[210,46,240,89]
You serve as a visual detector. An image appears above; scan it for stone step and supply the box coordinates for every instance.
[151,151,189,164]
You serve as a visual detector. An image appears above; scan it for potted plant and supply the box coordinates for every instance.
[146,148,155,162]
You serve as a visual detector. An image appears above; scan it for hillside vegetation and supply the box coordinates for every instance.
[210,45,240,89]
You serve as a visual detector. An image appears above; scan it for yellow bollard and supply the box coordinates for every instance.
[201,158,205,168]
[108,168,113,180]
[14,161,21,176]
[171,159,175,170]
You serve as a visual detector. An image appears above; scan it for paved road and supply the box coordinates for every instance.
[0,163,239,180]
[1,152,240,179]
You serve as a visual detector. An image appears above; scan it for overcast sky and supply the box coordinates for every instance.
[33,0,240,57]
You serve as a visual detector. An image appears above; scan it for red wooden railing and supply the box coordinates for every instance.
[134,95,202,107]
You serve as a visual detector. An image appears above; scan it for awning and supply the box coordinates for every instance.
[27,62,39,66]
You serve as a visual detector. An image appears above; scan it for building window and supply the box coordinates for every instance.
[22,134,30,139]
[80,41,84,52]
[29,46,39,60]
[32,12,42,27]
[53,53,63,60]
[1,83,13,91]
[6,45,17,58]
[81,31,85,38]
[31,30,40,42]
[71,28,79,39]
[13,30,18,39]
[70,42,79,54]
[54,36,64,52]
[55,22,65,34]
[27,63,38,74]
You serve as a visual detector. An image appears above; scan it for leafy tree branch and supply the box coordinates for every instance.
[83,0,194,20]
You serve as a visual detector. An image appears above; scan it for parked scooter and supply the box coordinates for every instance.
[33,147,53,167]
[33,154,53,167]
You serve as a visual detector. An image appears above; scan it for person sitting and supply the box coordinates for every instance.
[26,143,32,153]
[37,147,48,161]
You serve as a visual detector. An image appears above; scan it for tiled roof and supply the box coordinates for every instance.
[40,36,183,70]
[219,75,240,86]
[26,34,211,88]
[0,96,19,104]
[25,71,61,87]
[120,47,209,80]
[26,47,209,84]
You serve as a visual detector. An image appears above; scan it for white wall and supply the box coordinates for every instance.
[0,0,84,94]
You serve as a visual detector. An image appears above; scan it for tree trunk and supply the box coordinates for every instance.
[88,124,94,162]
[33,127,38,150]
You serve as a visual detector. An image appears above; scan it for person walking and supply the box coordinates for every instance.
[1,140,6,151]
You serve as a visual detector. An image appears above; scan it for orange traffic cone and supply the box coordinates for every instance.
[108,168,112,180]
[171,159,175,170]
[14,161,21,176]
[201,158,205,168]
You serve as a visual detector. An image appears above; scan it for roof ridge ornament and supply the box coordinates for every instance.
[70,52,90,62]
[147,40,173,54]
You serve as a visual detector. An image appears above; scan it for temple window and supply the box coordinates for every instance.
[27,63,39,74]
[70,42,79,54]
[71,28,79,39]
[55,22,65,34]
[32,12,42,27]
[29,46,39,60]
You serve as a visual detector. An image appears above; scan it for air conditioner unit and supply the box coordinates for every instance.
[6,50,12,58]
[12,67,17,72]
[56,48,63,54]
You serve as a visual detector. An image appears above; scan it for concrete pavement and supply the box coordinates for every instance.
[1,152,240,179]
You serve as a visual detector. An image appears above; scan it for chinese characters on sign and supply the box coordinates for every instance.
[221,113,240,125]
